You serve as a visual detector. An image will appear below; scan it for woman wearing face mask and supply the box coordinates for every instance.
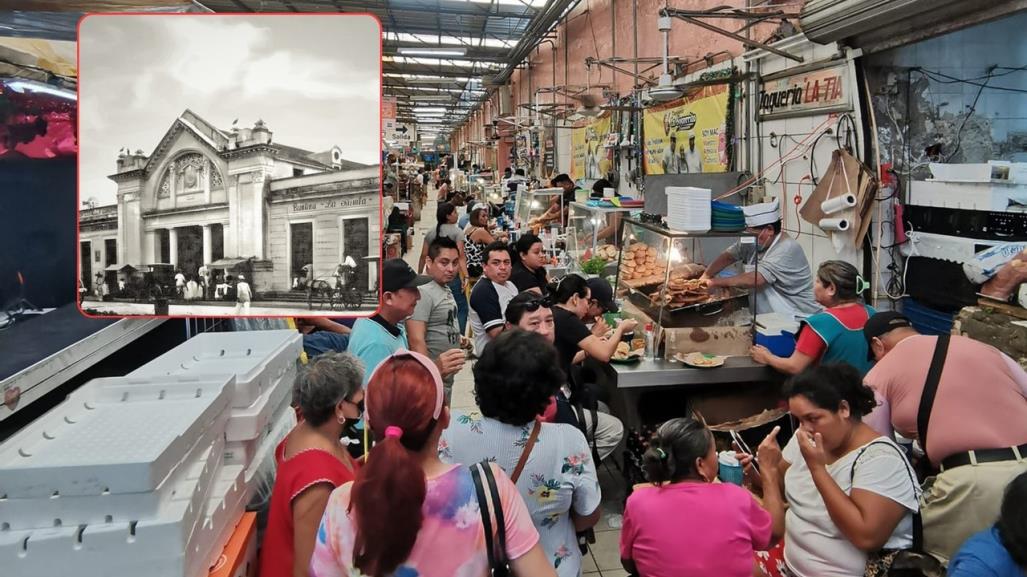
[510,233,550,294]
[750,260,877,376]
[259,352,365,577]
[620,417,779,577]
[752,363,920,577]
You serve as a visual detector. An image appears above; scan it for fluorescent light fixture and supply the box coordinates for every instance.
[398,47,467,56]
[411,95,453,102]
[405,77,458,85]
[4,80,76,100]
[413,107,447,113]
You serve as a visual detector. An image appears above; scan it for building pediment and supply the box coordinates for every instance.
[143,115,227,176]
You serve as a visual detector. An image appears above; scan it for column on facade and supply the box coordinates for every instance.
[202,224,213,266]
[168,227,179,268]
[144,230,156,264]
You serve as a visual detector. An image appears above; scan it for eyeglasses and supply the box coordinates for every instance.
[522,296,552,311]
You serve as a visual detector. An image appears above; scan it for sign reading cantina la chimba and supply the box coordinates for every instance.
[758,62,851,120]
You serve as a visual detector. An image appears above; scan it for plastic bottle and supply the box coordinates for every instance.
[645,322,655,361]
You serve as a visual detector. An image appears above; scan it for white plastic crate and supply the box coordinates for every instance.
[0,374,233,499]
[131,330,301,409]
[225,362,296,443]
[0,459,248,577]
[0,415,226,532]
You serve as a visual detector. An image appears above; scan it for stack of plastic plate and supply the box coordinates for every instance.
[665,187,711,233]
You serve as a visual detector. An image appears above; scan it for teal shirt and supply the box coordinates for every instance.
[348,317,408,386]
[802,304,877,376]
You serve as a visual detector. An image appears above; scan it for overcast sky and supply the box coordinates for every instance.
[79,15,380,206]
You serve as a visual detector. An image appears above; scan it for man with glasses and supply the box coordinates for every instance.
[468,241,519,356]
[504,290,625,462]
[701,199,819,320]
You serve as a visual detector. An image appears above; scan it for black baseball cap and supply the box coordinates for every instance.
[551,173,573,186]
[863,311,914,359]
[382,259,431,293]
[586,277,619,313]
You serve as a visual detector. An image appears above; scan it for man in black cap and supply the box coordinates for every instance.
[862,310,1027,562]
[348,259,465,386]
[584,277,618,336]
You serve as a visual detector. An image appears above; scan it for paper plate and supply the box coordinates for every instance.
[676,352,727,368]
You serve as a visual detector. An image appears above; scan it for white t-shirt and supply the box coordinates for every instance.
[783,435,919,577]
[468,278,519,356]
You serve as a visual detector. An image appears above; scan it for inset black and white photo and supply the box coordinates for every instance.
[77,14,382,317]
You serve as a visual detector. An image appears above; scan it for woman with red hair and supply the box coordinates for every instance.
[309,349,556,577]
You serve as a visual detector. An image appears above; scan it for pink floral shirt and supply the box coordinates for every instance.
[310,463,539,577]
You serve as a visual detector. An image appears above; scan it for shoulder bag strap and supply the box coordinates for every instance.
[470,462,497,570]
[916,334,951,464]
[849,440,924,553]
[511,419,541,484]
[481,462,511,567]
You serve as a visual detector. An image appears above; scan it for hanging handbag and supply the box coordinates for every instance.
[849,441,942,577]
[471,460,512,577]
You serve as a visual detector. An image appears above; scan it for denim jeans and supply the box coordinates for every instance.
[447,276,468,334]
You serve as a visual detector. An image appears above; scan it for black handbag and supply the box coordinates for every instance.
[470,461,512,577]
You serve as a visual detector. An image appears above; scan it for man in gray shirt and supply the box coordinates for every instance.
[407,236,466,402]
[702,200,820,320]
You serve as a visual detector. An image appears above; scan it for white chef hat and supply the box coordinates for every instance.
[743,199,782,228]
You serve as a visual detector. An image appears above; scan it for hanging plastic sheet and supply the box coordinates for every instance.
[0,2,210,42]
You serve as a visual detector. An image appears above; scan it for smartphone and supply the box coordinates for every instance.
[730,430,759,474]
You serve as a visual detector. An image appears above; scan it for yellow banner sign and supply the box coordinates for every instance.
[570,114,613,181]
[643,84,729,175]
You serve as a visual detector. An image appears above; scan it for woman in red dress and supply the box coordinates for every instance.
[259,352,365,577]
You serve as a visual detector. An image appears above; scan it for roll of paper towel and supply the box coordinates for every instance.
[819,218,850,231]
[821,194,857,215]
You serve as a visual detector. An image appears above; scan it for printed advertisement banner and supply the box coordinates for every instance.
[643,84,729,175]
[570,114,613,181]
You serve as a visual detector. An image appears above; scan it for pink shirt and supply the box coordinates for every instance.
[620,482,772,577]
[864,334,1027,465]
[310,463,539,577]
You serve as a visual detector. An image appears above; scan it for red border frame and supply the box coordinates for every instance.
[75,11,385,320]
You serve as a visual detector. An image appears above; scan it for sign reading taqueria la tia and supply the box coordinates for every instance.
[758,62,851,119]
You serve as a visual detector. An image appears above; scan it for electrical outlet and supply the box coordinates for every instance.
[749,184,766,202]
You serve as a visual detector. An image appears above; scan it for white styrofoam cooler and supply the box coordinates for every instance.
[0,374,233,499]
[0,415,226,532]
[224,399,296,468]
[130,330,302,409]
[224,362,296,443]
[0,455,248,577]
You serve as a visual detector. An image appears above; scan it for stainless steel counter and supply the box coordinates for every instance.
[605,356,778,429]
[612,356,774,388]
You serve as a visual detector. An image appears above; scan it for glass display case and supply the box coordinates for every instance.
[567,202,637,268]
[615,218,759,358]
[514,187,565,233]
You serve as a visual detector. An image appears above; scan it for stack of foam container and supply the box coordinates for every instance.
[0,329,302,577]
[0,374,238,577]
[130,330,303,481]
